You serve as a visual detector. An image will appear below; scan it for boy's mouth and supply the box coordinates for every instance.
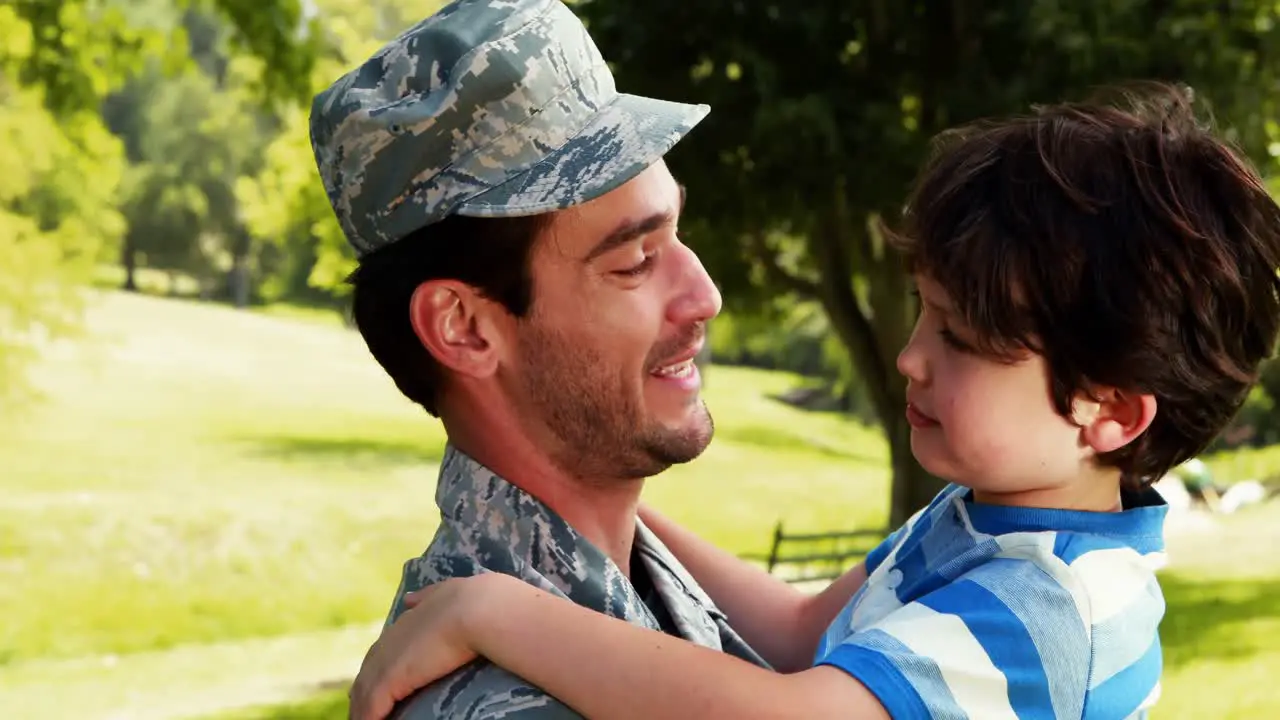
[906,402,940,428]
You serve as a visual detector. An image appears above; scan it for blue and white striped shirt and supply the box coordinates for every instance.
[814,484,1168,719]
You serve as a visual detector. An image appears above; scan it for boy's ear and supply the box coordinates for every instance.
[1075,389,1157,454]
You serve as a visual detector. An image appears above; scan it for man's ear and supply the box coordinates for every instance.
[408,280,508,379]
[1075,389,1157,454]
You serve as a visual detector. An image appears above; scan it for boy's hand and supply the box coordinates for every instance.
[348,575,492,720]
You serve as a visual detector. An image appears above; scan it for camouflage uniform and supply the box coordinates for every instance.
[308,1,755,716]
[383,445,769,719]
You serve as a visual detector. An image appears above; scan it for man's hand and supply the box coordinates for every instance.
[348,576,494,720]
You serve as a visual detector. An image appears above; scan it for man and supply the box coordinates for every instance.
[307,0,768,717]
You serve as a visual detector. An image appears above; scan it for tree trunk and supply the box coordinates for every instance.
[228,261,250,308]
[227,230,252,309]
[808,198,945,530]
[823,292,945,527]
[120,237,138,292]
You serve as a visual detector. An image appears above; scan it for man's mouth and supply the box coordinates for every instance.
[651,359,697,379]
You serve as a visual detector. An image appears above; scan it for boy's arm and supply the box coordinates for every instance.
[639,505,872,671]
[352,555,1099,720]
[467,557,1105,720]
[465,573,890,720]
[351,572,889,720]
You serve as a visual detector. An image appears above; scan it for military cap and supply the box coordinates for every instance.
[309,0,710,258]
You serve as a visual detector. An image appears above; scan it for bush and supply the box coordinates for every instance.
[708,298,877,421]
[1208,362,1280,453]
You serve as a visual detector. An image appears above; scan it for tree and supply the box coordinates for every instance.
[238,0,445,305]
[107,54,274,304]
[0,0,316,406]
[0,78,126,406]
[114,66,268,297]
[575,0,1280,524]
[8,0,320,118]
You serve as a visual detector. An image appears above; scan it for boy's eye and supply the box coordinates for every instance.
[939,327,975,353]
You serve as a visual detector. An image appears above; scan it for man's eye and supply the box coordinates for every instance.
[614,255,655,277]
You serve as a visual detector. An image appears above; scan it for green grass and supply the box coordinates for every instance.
[0,293,447,664]
[93,263,204,296]
[251,302,349,328]
[218,518,1280,720]
[3,289,1278,720]
[1151,500,1280,719]
[0,291,885,664]
[0,624,379,720]
[1203,441,1280,483]
[0,290,886,718]
[209,690,350,720]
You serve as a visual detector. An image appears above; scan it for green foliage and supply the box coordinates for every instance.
[0,0,315,410]
[575,0,1280,522]
[4,0,169,118]
[237,107,354,301]
[6,0,320,119]
[113,59,270,294]
[191,0,323,109]
[710,301,876,420]
[1208,359,1280,452]
[0,78,126,404]
[237,0,448,302]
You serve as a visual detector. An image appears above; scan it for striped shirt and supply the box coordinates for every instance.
[814,484,1168,719]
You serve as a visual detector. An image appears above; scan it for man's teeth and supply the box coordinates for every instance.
[653,360,694,378]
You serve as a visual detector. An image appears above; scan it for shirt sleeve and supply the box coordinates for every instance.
[815,557,1091,720]
[865,486,965,576]
[863,526,904,576]
[864,502,931,576]
[391,662,584,720]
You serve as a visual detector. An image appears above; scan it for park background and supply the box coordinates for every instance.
[4,0,1280,717]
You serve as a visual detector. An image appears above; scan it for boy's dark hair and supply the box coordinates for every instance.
[347,213,552,417]
[893,82,1280,488]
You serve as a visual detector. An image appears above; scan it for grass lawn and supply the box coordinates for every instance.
[218,505,1280,720]
[3,289,1278,719]
[0,290,888,719]
[1154,502,1280,719]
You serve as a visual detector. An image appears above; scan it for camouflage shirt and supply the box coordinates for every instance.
[384,444,769,719]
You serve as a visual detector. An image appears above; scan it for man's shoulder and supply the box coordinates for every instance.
[389,660,582,720]
[384,533,566,628]
[380,533,586,719]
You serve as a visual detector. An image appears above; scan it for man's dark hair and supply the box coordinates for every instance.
[892,82,1280,488]
[347,213,552,417]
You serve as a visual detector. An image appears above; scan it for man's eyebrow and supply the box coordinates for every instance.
[583,183,687,263]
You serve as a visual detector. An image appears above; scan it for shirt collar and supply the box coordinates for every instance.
[959,485,1168,555]
[434,443,688,624]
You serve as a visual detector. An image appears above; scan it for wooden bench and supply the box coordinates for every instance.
[745,521,887,586]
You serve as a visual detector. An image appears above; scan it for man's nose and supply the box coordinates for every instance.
[667,242,722,325]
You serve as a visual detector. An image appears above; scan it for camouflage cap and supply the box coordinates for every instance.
[309,0,710,258]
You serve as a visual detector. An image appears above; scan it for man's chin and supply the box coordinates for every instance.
[650,406,715,465]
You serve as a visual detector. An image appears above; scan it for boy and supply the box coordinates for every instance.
[348,83,1280,720]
